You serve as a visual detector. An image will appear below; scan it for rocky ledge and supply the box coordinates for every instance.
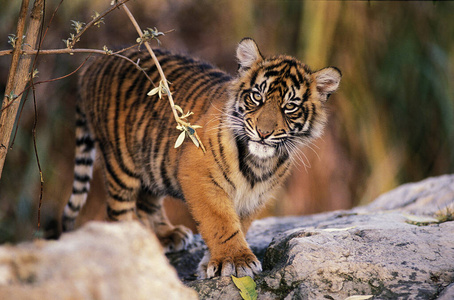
[1,175,453,299]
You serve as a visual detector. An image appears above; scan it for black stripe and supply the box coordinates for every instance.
[221,230,239,244]
[107,206,135,217]
[98,143,133,191]
[75,157,93,165]
[208,174,223,190]
[159,145,173,191]
[75,136,92,146]
[68,201,81,212]
[75,118,86,127]
[302,88,311,103]
[112,62,140,179]
[109,192,134,202]
[75,104,84,116]
[72,187,88,194]
[208,139,236,190]
[264,70,280,78]
[288,73,300,90]
[136,200,160,214]
[142,118,157,186]
[158,123,184,200]
[188,76,231,112]
[264,62,285,72]
[74,173,91,183]
[235,136,257,188]
[249,71,259,87]
[174,73,214,108]
[235,133,290,188]
[163,56,206,80]
[124,70,151,159]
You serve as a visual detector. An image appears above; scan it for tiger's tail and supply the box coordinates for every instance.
[61,104,96,232]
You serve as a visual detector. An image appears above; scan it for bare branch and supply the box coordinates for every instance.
[121,4,206,153]
[0,48,154,115]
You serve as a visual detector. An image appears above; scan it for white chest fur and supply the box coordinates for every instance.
[229,171,276,218]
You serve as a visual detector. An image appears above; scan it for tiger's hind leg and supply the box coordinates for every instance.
[102,162,141,222]
[136,188,193,253]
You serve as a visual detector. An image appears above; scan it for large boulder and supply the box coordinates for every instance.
[0,222,198,300]
[175,175,454,299]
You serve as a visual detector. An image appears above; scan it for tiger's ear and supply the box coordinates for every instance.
[237,38,263,74]
[314,67,342,102]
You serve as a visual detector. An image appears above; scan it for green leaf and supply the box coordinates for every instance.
[174,105,184,115]
[188,132,199,148]
[31,69,39,79]
[174,131,186,148]
[147,87,160,97]
[403,213,439,226]
[5,91,18,101]
[231,275,257,300]
[8,34,18,48]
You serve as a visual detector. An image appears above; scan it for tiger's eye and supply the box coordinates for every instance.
[284,103,297,111]
[251,91,262,103]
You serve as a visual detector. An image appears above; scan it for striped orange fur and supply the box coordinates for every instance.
[62,38,341,278]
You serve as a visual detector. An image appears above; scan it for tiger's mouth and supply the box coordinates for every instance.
[248,140,276,159]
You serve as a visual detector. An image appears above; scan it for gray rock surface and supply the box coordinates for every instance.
[176,175,454,299]
[0,222,198,300]
[355,174,454,215]
[0,175,452,299]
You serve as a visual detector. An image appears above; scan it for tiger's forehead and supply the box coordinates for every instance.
[247,56,312,93]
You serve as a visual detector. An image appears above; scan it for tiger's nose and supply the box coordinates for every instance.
[257,128,273,139]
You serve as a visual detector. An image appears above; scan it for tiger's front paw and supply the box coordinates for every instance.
[158,225,193,253]
[197,250,262,279]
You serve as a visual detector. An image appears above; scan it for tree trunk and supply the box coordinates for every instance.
[0,0,44,180]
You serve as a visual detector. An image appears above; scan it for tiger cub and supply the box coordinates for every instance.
[62,38,341,279]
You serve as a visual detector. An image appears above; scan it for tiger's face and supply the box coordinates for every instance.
[228,38,342,160]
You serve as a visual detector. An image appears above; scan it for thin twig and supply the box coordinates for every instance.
[31,80,44,233]
[39,0,64,49]
[121,4,206,153]
[29,0,47,233]
[0,49,155,114]
[68,0,131,49]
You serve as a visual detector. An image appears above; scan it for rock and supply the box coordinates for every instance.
[355,174,454,215]
[0,222,198,300]
[1,175,452,299]
[438,283,454,300]
[172,175,454,299]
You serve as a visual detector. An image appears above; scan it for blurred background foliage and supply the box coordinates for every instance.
[0,0,453,243]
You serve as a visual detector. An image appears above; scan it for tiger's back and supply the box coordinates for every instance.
[62,38,341,279]
[79,49,231,199]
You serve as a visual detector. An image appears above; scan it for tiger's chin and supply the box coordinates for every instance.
[248,141,276,159]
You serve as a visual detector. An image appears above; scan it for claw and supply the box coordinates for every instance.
[198,252,262,279]
[221,260,235,277]
[162,225,193,253]
[250,260,262,274]
[237,265,254,278]
[207,263,218,278]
